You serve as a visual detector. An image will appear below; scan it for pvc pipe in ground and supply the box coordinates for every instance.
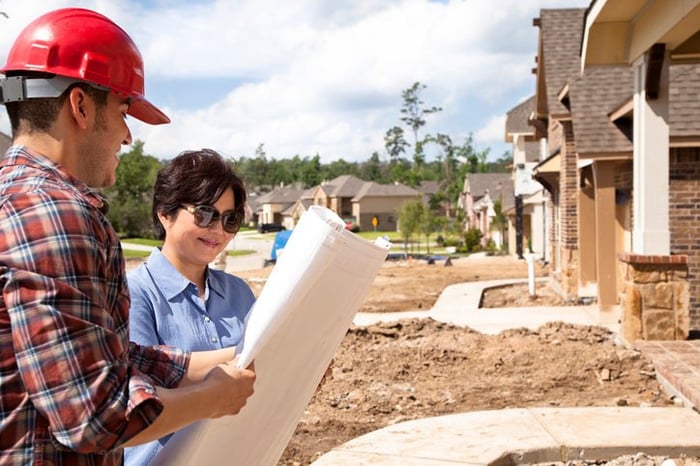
[526,253,536,297]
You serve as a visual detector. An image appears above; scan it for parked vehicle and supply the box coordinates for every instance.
[257,223,286,233]
[263,229,292,267]
[343,217,360,233]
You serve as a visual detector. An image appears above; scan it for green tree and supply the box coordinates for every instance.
[419,208,442,254]
[399,82,442,148]
[301,154,322,187]
[359,152,389,183]
[384,126,409,164]
[398,82,442,185]
[104,140,161,238]
[398,199,424,254]
[390,158,413,185]
[324,158,358,180]
[484,150,513,173]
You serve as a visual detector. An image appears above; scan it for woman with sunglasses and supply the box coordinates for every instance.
[125,149,256,466]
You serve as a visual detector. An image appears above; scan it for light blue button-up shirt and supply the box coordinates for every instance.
[125,248,256,465]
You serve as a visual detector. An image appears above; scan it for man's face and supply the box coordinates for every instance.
[79,92,133,188]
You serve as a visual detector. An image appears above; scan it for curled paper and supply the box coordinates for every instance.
[153,206,390,466]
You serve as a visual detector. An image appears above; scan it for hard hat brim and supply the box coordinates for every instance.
[128,98,170,125]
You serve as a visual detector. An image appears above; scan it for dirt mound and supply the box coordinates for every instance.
[279,319,675,465]
[228,255,689,465]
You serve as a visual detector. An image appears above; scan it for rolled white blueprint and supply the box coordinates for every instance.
[153,206,390,466]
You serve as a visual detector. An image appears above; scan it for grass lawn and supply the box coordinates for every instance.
[121,238,255,257]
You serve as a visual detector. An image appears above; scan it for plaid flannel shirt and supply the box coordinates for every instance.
[0,146,189,465]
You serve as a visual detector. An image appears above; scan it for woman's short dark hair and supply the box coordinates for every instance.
[152,148,247,240]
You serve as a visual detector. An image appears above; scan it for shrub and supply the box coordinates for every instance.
[463,228,482,252]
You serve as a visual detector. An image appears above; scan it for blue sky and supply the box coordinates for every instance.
[0,0,590,163]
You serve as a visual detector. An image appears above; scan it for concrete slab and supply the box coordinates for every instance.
[313,409,557,466]
[312,407,700,465]
[531,407,700,461]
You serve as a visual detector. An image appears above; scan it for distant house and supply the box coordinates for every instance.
[310,174,422,231]
[460,173,513,248]
[504,95,548,260]
[281,188,315,229]
[351,181,422,231]
[254,184,304,228]
[256,174,422,232]
[311,175,367,220]
[0,132,11,154]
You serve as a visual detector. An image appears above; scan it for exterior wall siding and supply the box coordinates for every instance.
[548,118,579,300]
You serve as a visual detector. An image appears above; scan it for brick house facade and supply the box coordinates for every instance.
[670,148,700,326]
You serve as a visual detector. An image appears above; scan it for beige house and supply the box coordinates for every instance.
[351,181,422,231]
[311,175,366,221]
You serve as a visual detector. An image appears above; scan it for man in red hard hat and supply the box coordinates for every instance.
[0,8,256,465]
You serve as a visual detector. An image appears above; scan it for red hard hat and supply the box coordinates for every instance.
[1,8,169,125]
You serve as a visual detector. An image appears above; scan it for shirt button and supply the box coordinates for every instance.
[204,316,211,322]
[210,337,218,343]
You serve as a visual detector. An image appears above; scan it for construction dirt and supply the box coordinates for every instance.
[231,255,696,466]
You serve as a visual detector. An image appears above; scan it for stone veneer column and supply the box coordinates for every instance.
[618,253,689,344]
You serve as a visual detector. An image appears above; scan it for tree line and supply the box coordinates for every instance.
[105,82,512,239]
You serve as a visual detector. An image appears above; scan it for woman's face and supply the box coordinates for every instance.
[159,187,236,270]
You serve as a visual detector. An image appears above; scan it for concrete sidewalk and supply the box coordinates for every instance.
[353,279,618,335]
[311,279,700,465]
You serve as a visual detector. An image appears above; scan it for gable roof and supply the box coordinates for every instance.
[0,132,11,154]
[670,63,700,138]
[505,95,536,142]
[464,173,512,200]
[569,65,634,154]
[535,8,586,118]
[256,185,304,204]
[319,175,366,197]
[417,180,440,196]
[352,182,421,201]
[468,174,515,212]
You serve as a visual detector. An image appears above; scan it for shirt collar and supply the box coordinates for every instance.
[145,248,225,300]
[3,145,109,213]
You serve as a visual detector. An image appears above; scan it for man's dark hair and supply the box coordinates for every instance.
[5,73,109,136]
[152,148,247,240]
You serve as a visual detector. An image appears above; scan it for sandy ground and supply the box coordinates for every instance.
[229,255,696,466]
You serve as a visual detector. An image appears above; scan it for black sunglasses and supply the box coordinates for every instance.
[182,205,241,234]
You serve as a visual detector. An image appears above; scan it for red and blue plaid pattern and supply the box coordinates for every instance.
[0,146,188,465]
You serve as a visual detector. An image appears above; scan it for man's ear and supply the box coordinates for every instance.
[66,87,91,130]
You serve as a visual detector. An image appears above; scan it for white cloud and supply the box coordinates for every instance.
[0,0,590,162]
[475,114,507,153]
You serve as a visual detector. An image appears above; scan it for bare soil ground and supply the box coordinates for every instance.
[231,255,695,466]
